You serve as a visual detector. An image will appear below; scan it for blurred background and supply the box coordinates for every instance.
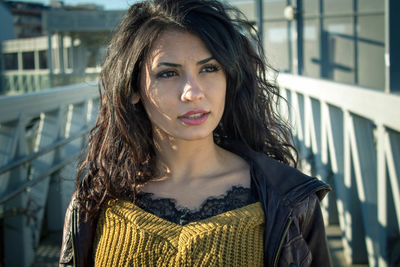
[0,0,398,266]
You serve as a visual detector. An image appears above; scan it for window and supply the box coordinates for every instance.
[4,53,18,70]
[39,50,48,69]
[86,50,97,68]
[22,52,35,70]
[67,47,72,69]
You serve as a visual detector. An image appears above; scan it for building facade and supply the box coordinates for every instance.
[0,1,15,42]
[0,3,124,96]
[231,0,392,92]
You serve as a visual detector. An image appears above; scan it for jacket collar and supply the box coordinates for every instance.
[220,139,331,206]
[221,139,331,266]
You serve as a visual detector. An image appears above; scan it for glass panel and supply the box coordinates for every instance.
[358,15,385,90]
[39,50,47,69]
[52,48,57,70]
[324,17,354,84]
[358,0,384,13]
[232,0,255,21]
[4,53,18,70]
[22,52,35,70]
[323,0,352,15]
[303,19,320,78]
[67,47,72,69]
[304,0,319,16]
[263,21,290,71]
[86,50,96,68]
[264,0,286,20]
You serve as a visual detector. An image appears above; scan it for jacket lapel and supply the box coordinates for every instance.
[221,140,331,266]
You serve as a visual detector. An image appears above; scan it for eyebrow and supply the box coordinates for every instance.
[197,56,214,65]
[156,56,215,68]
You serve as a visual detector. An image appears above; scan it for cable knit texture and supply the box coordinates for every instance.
[93,199,265,266]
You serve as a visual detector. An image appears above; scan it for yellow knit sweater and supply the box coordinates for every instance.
[93,199,265,266]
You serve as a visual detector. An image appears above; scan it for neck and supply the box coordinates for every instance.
[153,131,223,182]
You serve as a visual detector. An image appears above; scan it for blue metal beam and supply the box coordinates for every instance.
[256,0,263,45]
[385,0,400,93]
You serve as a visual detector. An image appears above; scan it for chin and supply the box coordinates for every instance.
[170,127,215,141]
[154,121,219,142]
[177,132,213,141]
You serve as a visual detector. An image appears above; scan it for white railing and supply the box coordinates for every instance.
[1,73,51,95]
[1,72,101,96]
[278,73,400,267]
[0,82,99,267]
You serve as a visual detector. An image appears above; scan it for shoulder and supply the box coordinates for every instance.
[59,191,98,266]
[254,153,330,205]
[60,192,77,265]
[220,140,331,205]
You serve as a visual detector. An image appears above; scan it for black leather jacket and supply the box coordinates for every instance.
[60,141,332,267]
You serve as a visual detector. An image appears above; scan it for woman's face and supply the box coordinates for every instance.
[139,30,226,141]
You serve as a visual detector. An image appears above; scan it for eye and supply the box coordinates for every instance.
[200,64,220,73]
[157,70,178,79]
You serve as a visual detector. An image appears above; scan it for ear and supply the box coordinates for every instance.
[131,92,140,104]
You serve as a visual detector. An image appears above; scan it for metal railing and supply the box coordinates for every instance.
[0,72,101,96]
[1,73,51,95]
[278,73,400,267]
[0,81,99,267]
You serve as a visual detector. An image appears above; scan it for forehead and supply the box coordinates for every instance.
[145,30,212,65]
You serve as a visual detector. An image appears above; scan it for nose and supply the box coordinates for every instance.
[180,77,205,102]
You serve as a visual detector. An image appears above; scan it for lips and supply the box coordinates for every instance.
[178,110,210,125]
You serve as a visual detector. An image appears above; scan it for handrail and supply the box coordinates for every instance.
[0,151,79,205]
[0,126,90,176]
[0,81,98,123]
[277,73,400,131]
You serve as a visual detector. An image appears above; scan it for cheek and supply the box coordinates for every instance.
[141,86,176,124]
[140,85,159,120]
[142,91,161,119]
[140,68,165,115]
[212,78,227,108]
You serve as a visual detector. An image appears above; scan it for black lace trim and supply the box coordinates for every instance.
[135,186,256,225]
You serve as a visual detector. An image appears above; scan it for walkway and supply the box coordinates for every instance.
[327,226,369,267]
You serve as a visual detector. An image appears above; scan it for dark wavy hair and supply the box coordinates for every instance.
[76,0,298,219]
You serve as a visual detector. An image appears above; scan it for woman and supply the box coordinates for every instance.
[59,0,332,266]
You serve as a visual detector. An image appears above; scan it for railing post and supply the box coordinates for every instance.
[58,33,65,74]
[47,32,54,88]
[349,114,379,265]
[1,115,35,267]
[385,0,400,93]
[295,0,303,75]
[256,0,263,46]
[29,106,68,247]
